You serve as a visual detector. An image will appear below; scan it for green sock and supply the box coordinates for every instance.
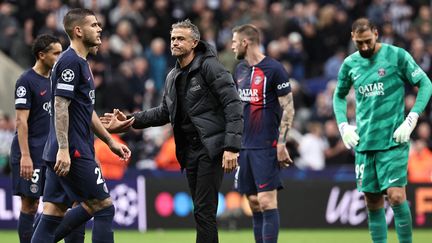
[392,201,412,243]
[368,208,387,243]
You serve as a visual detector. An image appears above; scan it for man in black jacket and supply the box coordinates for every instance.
[101,19,243,243]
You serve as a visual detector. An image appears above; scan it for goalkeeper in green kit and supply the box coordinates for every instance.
[333,18,432,243]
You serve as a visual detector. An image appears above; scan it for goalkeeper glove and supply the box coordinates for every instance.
[393,112,419,143]
[338,122,360,149]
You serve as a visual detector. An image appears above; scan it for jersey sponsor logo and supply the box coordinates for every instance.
[89,90,95,104]
[43,101,51,116]
[378,68,386,77]
[277,81,290,90]
[388,177,400,183]
[238,88,259,102]
[61,69,75,82]
[40,89,47,96]
[358,82,384,97]
[411,67,423,77]
[16,86,26,97]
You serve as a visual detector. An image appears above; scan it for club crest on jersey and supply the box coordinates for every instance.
[254,76,263,85]
[30,184,39,193]
[377,68,386,77]
[16,86,26,97]
[61,69,75,82]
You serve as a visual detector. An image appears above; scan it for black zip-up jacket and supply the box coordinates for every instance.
[130,41,243,168]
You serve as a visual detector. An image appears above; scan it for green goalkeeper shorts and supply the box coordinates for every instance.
[355,143,409,193]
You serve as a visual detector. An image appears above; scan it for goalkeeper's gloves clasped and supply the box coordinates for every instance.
[338,122,360,149]
[393,112,419,143]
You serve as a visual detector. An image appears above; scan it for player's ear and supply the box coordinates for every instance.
[38,51,45,60]
[74,26,83,38]
[373,28,379,39]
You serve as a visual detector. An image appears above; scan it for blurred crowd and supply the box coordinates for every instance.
[0,0,432,182]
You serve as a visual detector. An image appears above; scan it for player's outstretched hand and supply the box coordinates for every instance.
[108,140,131,161]
[55,148,71,176]
[277,143,293,168]
[338,122,360,149]
[393,112,418,143]
[100,109,134,133]
[20,155,33,180]
[222,151,239,173]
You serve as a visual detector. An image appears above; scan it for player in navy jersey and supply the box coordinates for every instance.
[10,34,62,243]
[31,9,131,243]
[232,24,295,243]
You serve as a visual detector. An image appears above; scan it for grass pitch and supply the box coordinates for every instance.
[0,229,431,242]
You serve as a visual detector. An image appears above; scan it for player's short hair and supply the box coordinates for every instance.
[171,19,200,41]
[352,18,377,34]
[63,8,96,39]
[232,24,261,45]
[31,34,60,60]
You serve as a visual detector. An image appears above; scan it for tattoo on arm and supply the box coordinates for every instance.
[55,96,71,149]
[278,92,295,144]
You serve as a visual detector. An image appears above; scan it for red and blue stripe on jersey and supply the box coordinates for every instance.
[234,57,291,149]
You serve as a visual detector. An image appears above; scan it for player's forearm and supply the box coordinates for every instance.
[91,111,114,146]
[333,89,348,125]
[411,77,432,114]
[16,118,30,156]
[277,93,294,144]
[55,96,71,149]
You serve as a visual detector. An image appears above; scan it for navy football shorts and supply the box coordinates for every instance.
[236,148,283,195]
[11,162,46,198]
[43,157,110,204]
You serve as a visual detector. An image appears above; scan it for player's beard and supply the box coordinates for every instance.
[83,35,100,49]
[235,49,246,60]
[359,43,376,58]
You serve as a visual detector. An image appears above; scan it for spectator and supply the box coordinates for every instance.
[145,37,168,99]
[297,122,326,170]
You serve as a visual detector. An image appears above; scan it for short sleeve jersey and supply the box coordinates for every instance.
[43,47,96,161]
[234,56,291,149]
[335,43,428,151]
[10,69,51,165]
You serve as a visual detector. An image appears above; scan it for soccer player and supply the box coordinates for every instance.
[333,18,432,243]
[10,34,62,243]
[231,24,294,243]
[31,8,131,243]
[101,19,243,243]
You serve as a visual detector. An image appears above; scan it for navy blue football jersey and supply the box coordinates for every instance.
[10,69,51,165]
[234,57,291,149]
[43,47,96,161]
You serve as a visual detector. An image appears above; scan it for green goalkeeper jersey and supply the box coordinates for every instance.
[334,43,429,152]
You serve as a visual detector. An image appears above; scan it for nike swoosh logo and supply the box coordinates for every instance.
[40,90,47,96]
[88,77,91,81]
[258,182,270,189]
[389,178,400,183]
[398,223,409,227]
[353,74,361,80]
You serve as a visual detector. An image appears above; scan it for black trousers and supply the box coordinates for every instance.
[184,139,224,243]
